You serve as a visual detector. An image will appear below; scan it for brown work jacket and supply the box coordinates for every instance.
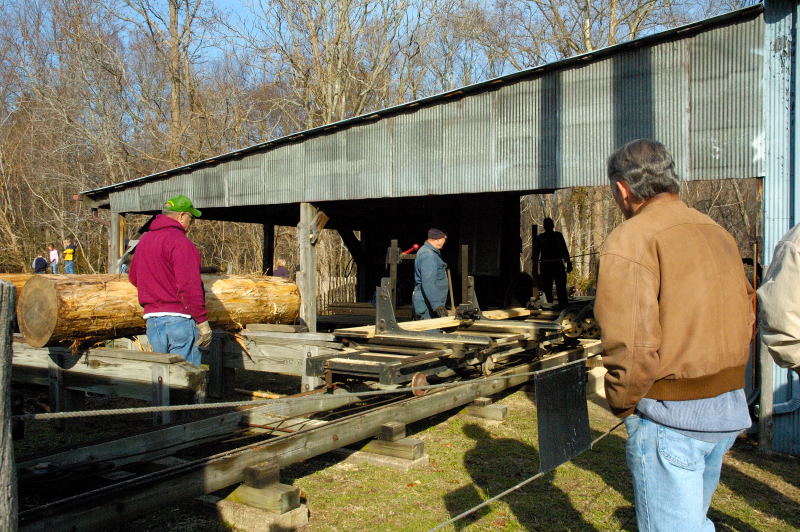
[595,194,753,418]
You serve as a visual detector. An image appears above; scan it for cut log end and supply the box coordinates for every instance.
[18,275,59,348]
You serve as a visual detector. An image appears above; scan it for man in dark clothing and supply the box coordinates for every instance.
[32,253,48,274]
[412,228,449,319]
[129,195,211,366]
[533,218,572,308]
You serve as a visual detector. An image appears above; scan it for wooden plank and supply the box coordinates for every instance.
[334,317,461,338]
[0,281,17,532]
[11,344,204,402]
[243,324,306,333]
[18,392,357,475]
[482,308,531,320]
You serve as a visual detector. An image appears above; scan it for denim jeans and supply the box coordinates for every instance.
[64,261,75,274]
[146,315,201,366]
[50,262,58,274]
[624,414,736,532]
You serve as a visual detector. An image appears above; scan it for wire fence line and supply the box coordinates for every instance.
[13,369,545,422]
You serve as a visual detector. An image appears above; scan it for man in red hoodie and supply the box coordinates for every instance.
[129,195,211,366]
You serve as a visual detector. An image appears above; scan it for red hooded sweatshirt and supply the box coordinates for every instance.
[129,214,208,324]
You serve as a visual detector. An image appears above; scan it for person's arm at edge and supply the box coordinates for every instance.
[757,240,800,373]
[594,252,662,418]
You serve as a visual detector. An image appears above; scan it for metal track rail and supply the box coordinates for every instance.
[19,346,591,532]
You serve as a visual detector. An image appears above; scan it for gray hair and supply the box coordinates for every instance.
[607,139,680,201]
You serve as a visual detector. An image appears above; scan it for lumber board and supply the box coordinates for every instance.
[11,343,204,402]
[18,392,356,474]
[481,308,531,319]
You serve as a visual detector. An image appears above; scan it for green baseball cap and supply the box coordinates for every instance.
[164,195,202,217]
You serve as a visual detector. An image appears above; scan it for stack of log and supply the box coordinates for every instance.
[15,274,301,348]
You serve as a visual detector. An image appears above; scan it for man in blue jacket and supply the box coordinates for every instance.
[412,228,449,319]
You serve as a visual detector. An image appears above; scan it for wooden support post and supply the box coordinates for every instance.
[337,435,429,471]
[219,461,308,531]
[262,224,275,275]
[389,239,399,308]
[759,339,775,453]
[301,346,323,392]
[378,421,406,442]
[151,364,171,425]
[108,212,124,274]
[460,244,469,304]
[47,352,65,430]
[531,224,540,302]
[0,281,17,531]
[298,203,318,333]
[463,397,509,421]
[207,333,225,399]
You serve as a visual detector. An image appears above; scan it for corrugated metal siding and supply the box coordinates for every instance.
[691,17,764,180]
[762,0,800,457]
[107,13,764,213]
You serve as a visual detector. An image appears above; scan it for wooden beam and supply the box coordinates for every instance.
[0,281,17,532]
[262,224,275,275]
[17,392,357,476]
[19,359,560,532]
[298,203,318,332]
[108,213,124,274]
[11,343,205,403]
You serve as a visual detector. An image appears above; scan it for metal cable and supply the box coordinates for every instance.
[427,420,625,531]
[13,370,542,421]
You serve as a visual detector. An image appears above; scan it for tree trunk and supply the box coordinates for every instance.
[0,274,32,298]
[0,280,17,531]
[17,274,301,348]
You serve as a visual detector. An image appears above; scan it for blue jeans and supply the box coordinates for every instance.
[146,316,201,366]
[64,261,75,274]
[50,262,58,274]
[624,415,736,532]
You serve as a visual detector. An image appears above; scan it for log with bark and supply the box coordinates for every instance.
[0,273,33,299]
[17,274,301,348]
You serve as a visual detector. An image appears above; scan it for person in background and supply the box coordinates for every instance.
[757,223,800,375]
[63,238,77,274]
[533,217,572,309]
[129,195,211,366]
[48,243,59,274]
[595,139,753,531]
[32,253,48,274]
[412,228,449,319]
[273,258,289,278]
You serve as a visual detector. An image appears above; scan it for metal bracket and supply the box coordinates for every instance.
[456,275,482,320]
[373,277,492,345]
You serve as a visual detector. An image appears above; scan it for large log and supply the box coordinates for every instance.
[0,273,32,299]
[17,274,301,348]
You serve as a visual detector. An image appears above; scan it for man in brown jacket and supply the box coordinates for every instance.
[595,139,753,532]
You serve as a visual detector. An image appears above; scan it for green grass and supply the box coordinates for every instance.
[18,385,800,531]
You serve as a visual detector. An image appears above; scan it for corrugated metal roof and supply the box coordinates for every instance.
[81,5,765,212]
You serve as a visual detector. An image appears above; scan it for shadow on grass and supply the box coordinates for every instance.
[719,448,800,529]
[442,423,597,530]
[726,439,800,490]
